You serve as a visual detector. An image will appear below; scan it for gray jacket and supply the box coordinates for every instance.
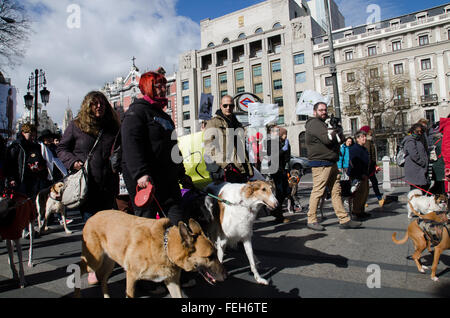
[402,134,428,186]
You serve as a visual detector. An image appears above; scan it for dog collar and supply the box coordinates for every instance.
[163,227,175,265]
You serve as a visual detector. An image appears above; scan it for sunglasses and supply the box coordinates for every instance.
[222,104,234,109]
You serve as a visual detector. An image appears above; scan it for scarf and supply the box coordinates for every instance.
[143,95,168,108]
[215,109,241,129]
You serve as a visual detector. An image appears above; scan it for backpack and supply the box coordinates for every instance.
[396,144,406,167]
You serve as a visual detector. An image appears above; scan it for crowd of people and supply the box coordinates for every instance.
[1,67,449,290]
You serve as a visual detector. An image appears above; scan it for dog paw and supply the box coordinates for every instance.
[431,276,439,282]
[422,265,429,270]
[27,262,34,268]
[256,277,269,285]
[65,231,73,235]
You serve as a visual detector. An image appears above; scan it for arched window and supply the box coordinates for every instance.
[238,33,246,39]
[207,42,215,48]
[222,37,230,43]
[273,22,282,29]
[255,27,263,34]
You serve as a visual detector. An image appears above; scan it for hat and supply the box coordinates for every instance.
[38,129,54,141]
[359,126,371,133]
[21,123,36,133]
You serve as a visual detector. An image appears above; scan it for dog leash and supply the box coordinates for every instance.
[402,179,433,196]
[192,188,236,206]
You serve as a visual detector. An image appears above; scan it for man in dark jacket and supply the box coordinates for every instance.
[5,123,47,198]
[305,102,361,231]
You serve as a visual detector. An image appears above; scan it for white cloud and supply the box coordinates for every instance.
[5,0,200,127]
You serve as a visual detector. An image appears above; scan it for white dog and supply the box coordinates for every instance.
[37,182,72,235]
[407,189,448,219]
[203,180,278,285]
[324,116,342,144]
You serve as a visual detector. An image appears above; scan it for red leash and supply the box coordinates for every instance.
[402,179,433,195]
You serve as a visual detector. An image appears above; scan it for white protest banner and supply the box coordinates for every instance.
[247,102,278,128]
[296,90,330,116]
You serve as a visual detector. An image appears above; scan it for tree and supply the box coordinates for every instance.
[0,0,32,69]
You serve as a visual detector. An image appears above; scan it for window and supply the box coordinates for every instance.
[375,115,382,130]
[421,58,431,70]
[419,34,429,46]
[368,46,377,56]
[273,22,281,29]
[220,90,228,98]
[294,53,305,65]
[349,94,356,106]
[236,86,245,93]
[350,118,358,135]
[417,15,426,23]
[273,79,283,90]
[182,81,189,90]
[423,83,433,96]
[271,60,281,72]
[219,73,227,84]
[182,96,189,105]
[222,38,230,44]
[207,42,214,48]
[295,72,306,83]
[296,91,303,101]
[323,56,331,65]
[238,33,246,39]
[203,76,211,88]
[395,87,405,99]
[392,40,401,51]
[347,72,355,82]
[254,83,263,94]
[184,127,191,135]
[252,65,262,77]
[345,51,353,61]
[369,68,379,78]
[371,91,380,104]
[394,63,404,75]
[277,115,285,125]
[235,69,244,81]
[274,96,283,106]
[425,109,435,126]
[255,27,263,34]
[325,76,333,86]
[183,111,190,121]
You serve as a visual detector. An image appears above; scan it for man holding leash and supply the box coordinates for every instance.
[305,102,362,231]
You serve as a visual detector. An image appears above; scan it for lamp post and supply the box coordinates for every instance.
[23,69,50,128]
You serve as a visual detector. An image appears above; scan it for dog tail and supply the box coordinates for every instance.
[408,201,422,218]
[392,231,409,245]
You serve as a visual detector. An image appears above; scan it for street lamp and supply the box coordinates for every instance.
[0,16,16,23]
[23,69,50,128]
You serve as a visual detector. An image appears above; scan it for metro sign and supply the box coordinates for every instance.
[236,93,260,112]
[240,97,254,109]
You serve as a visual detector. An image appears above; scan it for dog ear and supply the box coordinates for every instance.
[178,221,194,248]
[188,218,203,235]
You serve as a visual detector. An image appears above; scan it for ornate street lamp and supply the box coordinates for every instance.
[23,69,50,127]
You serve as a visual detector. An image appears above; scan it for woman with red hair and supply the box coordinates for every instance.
[121,70,193,225]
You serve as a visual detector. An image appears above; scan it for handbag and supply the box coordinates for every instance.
[61,130,103,209]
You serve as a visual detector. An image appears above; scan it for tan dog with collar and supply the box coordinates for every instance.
[392,209,449,281]
[37,182,71,235]
[75,210,226,298]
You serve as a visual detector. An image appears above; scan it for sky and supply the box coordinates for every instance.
[2,0,449,127]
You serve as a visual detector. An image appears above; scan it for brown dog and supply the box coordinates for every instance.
[75,210,226,298]
[36,182,71,235]
[392,211,449,281]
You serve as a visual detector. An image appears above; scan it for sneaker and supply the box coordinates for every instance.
[378,198,385,207]
[60,218,73,226]
[340,220,362,229]
[275,217,290,224]
[307,222,325,231]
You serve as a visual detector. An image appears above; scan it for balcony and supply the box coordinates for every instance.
[393,97,410,110]
[370,102,384,113]
[344,105,361,116]
[420,94,438,106]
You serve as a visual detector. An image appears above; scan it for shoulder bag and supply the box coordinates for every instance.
[61,130,103,209]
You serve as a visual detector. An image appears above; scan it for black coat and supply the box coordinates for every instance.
[121,98,186,208]
[57,121,119,212]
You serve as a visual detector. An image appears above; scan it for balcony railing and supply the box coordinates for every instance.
[420,94,438,105]
[344,105,361,116]
[393,97,410,109]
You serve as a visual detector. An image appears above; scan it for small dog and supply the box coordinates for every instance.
[325,115,342,143]
[204,180,278,285]
[36,182,72,235]
[287,169,302,213]
[407,189,448,219]
[75,211,226,298]
[392,210,450,281]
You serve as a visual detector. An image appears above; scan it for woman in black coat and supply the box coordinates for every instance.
[57,91,120,222]
[121,71,193,226]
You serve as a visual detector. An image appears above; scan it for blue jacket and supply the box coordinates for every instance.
[338,144,351,169]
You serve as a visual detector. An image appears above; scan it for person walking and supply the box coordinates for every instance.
[348,131,371,220]
[121,70,194,226]
[338,136,353,205]
[439,114,450,193]
[401,123,429,192]
[305,102,361,231]
[359,126,384,207]
[203,94,254,183]
[57,91,120,222]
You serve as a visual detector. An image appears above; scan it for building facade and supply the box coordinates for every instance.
[176,0,450,160]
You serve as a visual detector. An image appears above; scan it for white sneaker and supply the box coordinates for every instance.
[59,218,73,225]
